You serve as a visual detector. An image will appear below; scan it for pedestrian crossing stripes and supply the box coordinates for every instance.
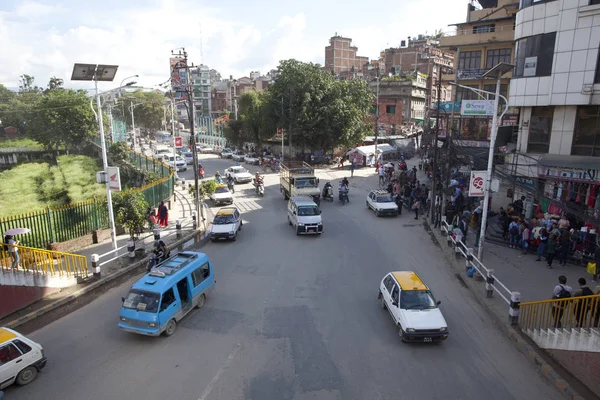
[234,199,263,212]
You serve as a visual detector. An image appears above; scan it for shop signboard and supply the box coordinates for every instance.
[468,170,487,197]
[538,165,600,184]
[433,101,461,113]
[457,69,487,80]
[514,176,537,191]
[461,100,494,116]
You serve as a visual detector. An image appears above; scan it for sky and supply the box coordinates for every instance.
[0,0,468,91]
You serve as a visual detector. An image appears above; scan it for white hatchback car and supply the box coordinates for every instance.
[0,327,47,389]
[378,271,449,343]
[366,190,398,217]
[210,184,234,206]
[209,207,243,241]
[225,166,253,183]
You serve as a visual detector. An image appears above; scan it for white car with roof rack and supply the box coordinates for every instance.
[366,190,398,217]
[210,184,234,206]
[225,165,253,183]
[209,207,243,241]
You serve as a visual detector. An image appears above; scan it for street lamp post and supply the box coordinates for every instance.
[451,63,513,261]
[71,63,119,251]
[129,102,143,138]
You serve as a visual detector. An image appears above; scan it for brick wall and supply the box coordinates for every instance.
[547,348,600,395]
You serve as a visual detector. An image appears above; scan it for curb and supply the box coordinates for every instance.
[5,229,209,332]
[423,218,587,400]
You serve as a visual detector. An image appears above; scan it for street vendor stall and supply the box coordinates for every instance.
[346,144,397,167]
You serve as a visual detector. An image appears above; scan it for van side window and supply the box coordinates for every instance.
[160,288,176,312]
[192,262,210,286]
[391,285,399,304]
[13,340,32,355]
[384,276,394,293]
[0,343,22,365]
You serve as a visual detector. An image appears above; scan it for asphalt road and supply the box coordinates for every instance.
[7,155,562,400]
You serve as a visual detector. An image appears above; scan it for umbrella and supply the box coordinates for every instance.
[3,228,30,236]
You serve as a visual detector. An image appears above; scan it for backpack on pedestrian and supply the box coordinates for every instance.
[509,223,519,236]
[555,284,572,299]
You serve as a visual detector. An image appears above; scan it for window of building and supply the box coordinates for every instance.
[595,45,600,84]
[458,51,482,70]
[514,32,557,78]
[591,0,600,4]
[473,24,495,34]
[386,105,396,114]
[528,106,553,153]
[572,106,600,157]
[482,84,509,103]
[486,49,512,69]
[456,84,479,102]
[520,0,558,9]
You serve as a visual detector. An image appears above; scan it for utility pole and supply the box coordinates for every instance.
[430,70,443,224]
[288,91,293,158]
[374,67,381,159]
[172,48,202,226]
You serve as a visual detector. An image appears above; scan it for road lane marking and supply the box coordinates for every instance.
[196,341,242,400]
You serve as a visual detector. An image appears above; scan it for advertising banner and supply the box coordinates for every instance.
[107,167,122,191]
[468,170,487,197]
[461,100,494,116]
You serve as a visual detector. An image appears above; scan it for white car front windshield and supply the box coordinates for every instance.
[400,290,437,310]
[122,289,160,313]
[376,195,393,203]
[214,215,235,224]
[232,168,247,174]
[298,206,319,216]
[296,178,317,188]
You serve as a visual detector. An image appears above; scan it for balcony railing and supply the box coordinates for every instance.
[443,24,515,37]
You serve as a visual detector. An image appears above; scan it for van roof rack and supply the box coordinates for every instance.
[149,252,197,276]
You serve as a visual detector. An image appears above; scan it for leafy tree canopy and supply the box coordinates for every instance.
[225,59,373,151]
[116,90,167,132]
[113,189,150,238]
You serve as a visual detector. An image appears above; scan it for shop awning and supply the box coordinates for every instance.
[538,154,599,170]
[346,144,396,156]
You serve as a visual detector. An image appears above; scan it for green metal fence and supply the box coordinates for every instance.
[0,147,174,249]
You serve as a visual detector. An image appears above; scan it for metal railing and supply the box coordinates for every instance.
[520,295,600,331]
[443,24,515,37]
[0,143,175,250]
[441,216,513,304]
[0,244,88,278]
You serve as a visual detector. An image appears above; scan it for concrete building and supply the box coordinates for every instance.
[324,35,369,77]
[190,65,212,117]
[506,0,600,226]
[368,74,429,135]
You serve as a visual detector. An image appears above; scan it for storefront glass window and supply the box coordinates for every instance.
[513,33,556,78]
[528,106,553,153]
[572,106,600,157]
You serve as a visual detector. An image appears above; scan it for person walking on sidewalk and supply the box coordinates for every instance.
[521,222,530,254]
[6,235,20,269]
[536,227,549,261]
[551,275,573,328]
[558,229,572,266]
[573,278,594,327]
[158,201,169,227]
[546,233,559,269]
[350,160,355,178]
[508,219,521,249]
[459,215,469,244]
[378,165,384,187]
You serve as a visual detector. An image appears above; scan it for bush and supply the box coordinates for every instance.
[112,189,149,238]
[189,179,217,199]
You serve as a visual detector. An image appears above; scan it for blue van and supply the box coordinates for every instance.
[118,251,215,337]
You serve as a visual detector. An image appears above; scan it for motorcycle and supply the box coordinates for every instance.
[322,185,334,202]
[227,180,235,193]
[253,179,265,196]
[199,167,205,179]
[339,188,349,205]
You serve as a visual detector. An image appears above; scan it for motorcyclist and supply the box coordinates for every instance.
[215,171,223,184]
[339,178,349,201]
[199,163,204,179]
[226,174,235,193]
[341,177,349,188]
[322,182,333,198]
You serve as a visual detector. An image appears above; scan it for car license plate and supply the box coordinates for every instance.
[308,228,315,232]
[423,337,432,342]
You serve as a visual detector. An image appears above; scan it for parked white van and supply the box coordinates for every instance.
[0,327,46,389]
[287,196,323,235]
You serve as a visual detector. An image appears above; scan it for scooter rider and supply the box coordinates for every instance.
[226,174,235,193]
[339,178,349,201]
[322,181,333,198]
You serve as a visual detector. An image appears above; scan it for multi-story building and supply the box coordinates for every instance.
[506,0,600,231]
[211,81,228,117]
[324,35,369,77]
[190,65,212,117]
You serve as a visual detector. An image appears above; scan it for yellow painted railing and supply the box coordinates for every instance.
[520,295,600,331]
[0,244,88,278]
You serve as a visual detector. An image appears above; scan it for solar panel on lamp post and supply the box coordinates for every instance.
[71,63,119,251]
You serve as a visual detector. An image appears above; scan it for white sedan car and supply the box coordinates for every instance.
[200,146,214,153]
[232,151,246,162]
[244,153,260,165]
[366,190,398,217]
[163,155,187,172]
[209,207,243,241]
[221,148,234,158]
[225,166,253,183]
[210,184,234,206]
[378,271,449,343]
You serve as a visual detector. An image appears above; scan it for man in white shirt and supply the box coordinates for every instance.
[378,166,384,186]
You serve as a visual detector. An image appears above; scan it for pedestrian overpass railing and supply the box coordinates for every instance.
[1,244,88,279]
[519,295,600,331]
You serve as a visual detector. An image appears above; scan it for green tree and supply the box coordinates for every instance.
[112,189,149,238]
[108,141,130,164]
[189,179,216,199]
[117,90,167,132]
[19,74,42,93]
[223,118,244,147]
[238,90,270,148]
[26,89,98,150]
[45,76,64,93]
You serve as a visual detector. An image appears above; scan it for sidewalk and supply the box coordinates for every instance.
[317,157,590,303]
